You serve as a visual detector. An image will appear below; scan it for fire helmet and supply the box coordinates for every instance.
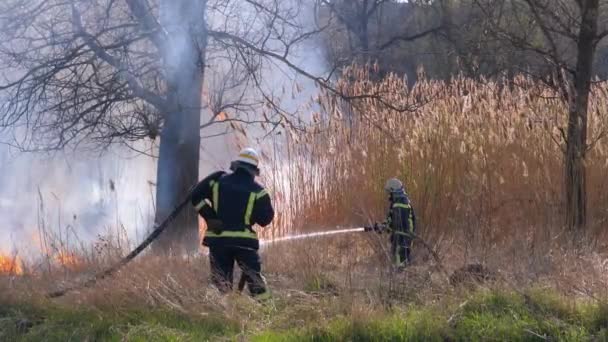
[384,178,404,193]
[235,147,259,167]
[230,147,261,175]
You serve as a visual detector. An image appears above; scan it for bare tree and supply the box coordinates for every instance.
[0,0,333,252]
[316,0,443,76]
[473,0,608,231]
[319,0,388,54]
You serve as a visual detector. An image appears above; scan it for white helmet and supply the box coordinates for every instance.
[384,178,404,193]
[235,147,260,167]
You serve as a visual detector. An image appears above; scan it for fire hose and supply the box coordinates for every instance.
[47,188,195,298]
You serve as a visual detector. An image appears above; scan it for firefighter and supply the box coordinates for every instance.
[365,178,417,268]
[191,148,274,298]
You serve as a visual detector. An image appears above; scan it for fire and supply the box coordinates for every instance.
[0,254,23,275]
[54,251,82,269]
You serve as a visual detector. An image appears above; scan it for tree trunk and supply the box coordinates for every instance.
[565,0,599,231]
[359,13,369,54]
[154,0,207,253]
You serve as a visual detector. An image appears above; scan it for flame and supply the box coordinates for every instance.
[0,254,23,275]
[54,251,82,269]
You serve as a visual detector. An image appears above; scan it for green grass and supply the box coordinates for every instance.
[254,289,608,342]
[0,302,238,342]
[254,312,448,342]
[1,289,607,341]
[302,273,339,294]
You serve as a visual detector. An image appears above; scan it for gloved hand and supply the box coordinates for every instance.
[206,219,224,235]
[375,223,387,232]
[365,223,387,233]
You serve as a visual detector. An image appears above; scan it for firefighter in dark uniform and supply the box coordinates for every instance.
[366,178,417,268]
[191,148,274,298]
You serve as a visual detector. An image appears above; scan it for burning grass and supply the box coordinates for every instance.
[53,251,84,270]
[0,254,23,275]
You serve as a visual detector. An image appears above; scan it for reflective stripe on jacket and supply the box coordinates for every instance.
[387,193,416,239]
[191,169,274,249]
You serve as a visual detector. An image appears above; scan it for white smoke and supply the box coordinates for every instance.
[0,137,239,255]
[0,145,154,254]
[0,0,328,255]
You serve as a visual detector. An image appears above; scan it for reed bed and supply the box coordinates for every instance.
[278,66,608,246]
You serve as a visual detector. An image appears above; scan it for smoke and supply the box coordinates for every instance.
[0,145,153,254]
[0,138,238,255]
[0,0,328,255]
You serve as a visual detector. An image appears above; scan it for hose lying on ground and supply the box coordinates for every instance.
[47,190,194,298]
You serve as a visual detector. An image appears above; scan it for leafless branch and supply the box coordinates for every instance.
[124,0,168,51]
[378,26,443,50]
[71,4,167,113]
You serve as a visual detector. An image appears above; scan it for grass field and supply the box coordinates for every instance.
[1,284,607,341]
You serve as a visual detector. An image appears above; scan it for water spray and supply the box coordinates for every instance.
[260,227,365,245]
[237,228,366,292]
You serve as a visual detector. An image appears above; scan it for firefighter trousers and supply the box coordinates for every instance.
[391,233,412,266]
[209,244,267,296]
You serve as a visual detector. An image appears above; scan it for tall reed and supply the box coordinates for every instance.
[278,66,608,255]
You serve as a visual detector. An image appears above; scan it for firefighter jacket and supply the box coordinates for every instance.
[386,191,416,239]
[191,169,274,250]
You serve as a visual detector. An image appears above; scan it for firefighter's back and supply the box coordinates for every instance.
[390,193,415,234]
[215,171,262,230]
[202,168,273,250]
